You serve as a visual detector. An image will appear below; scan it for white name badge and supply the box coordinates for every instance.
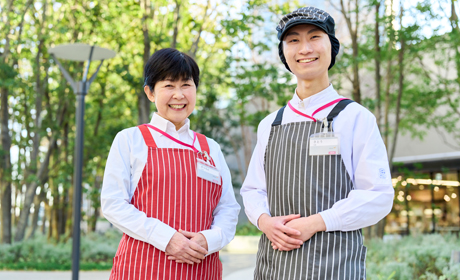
[309,132,341,156]
[197,158,221,185]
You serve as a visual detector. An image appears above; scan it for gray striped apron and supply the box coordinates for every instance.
[255,100,367,280]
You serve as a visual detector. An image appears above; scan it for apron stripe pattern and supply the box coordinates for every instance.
[110,125,223,280]
[256,101,366,280]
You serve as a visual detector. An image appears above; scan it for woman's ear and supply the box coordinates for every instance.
[144,85,155,102]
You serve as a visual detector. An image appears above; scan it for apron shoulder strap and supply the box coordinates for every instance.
[138,124,158,148]
[271,106,287,127]
[196,133,219,167]
[196,133,210,155]
[326,99,355,123]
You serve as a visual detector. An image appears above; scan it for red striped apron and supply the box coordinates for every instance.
[110,124,223,280]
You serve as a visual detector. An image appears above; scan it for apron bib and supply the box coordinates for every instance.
[255,100,367,280]
[110,125,223,280]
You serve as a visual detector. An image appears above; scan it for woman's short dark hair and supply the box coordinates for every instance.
[143,48,200,90]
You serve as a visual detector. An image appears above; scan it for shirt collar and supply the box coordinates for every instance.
[149,113,194,139]
[291,84,340,110]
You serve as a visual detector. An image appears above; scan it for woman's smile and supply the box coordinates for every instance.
[169,104,187,110]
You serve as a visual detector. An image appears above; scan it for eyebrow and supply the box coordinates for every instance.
[164,78,192,81]
[285,28,323,38]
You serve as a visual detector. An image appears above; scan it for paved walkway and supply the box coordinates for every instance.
[0,253,256,280]
[221,253,256,279]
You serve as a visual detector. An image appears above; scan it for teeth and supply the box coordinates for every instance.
[299,58,316,63]
[170,104,186,109]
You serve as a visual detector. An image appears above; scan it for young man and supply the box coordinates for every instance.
[240,7,394,279]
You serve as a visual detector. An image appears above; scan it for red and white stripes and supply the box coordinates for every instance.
[110,125,222,280]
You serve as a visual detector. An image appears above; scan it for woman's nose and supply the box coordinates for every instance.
[173,88,185,99]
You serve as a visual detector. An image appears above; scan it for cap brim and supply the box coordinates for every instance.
[278,19,328,40]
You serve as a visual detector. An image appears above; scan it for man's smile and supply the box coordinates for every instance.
[297,58,318,63]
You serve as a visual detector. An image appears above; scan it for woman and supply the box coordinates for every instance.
[101,48,240,280]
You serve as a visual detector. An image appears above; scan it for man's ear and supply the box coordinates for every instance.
[144,85,155,102]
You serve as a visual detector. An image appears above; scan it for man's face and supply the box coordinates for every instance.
[282,24,331,82]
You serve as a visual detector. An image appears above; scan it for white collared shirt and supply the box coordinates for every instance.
[101,113,240,254]
[240,85,394,231]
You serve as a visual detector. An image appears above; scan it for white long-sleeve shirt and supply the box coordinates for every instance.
[241,85,394,232]
[101,113,240,254]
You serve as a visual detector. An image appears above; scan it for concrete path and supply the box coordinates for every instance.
[0,253,256,280]
[223,267,255,280]
[221,253,256,279]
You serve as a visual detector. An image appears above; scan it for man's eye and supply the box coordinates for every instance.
[165,84,173,87]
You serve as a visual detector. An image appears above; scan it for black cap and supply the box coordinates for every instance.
[276,6,340,72]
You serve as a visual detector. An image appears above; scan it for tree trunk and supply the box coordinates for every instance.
[241,125,252,174]
[15,138,57,242]
[374,1,382,129]
[383,0,395,149]
[63,119,71,237]
[339,0,361,103]
[219,117,246,184]
[171,0,181,49]
[138,0,152,125]
[0,0,15,246]
[41,199,49,235]
[450,0,460,86]
[189,0,211,59]
[0,87,12,244]
[28,187,46,239]
[15,88,63,242]
[89,176,102,232]
[389,5,405,169]
[364,219,386,239]
[15,0,49,242]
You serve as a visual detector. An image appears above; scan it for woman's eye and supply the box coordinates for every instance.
[289,39,298,42]
[182,83,191,87]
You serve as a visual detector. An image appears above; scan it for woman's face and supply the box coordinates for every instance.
[144,78,196,130]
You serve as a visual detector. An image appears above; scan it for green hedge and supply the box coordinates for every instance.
[0,229,122,271]
[366,234,460,280]
[2,228,460,279]
[235,223,261,236]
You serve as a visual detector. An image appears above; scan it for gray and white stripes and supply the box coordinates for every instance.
[255,121,366,280]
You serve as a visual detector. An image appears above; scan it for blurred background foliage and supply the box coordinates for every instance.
[2,229,460,280]
[1,0,460,270]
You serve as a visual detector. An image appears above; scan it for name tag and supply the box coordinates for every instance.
[197,158,221,185]
[309,133,341,156]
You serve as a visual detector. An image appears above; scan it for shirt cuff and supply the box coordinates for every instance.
[251,208,271,230]
[199,229,222,255]
[319,208,342,232]
[148,222,177,252]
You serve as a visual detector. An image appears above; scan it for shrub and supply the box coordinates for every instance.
[235,223,261,236]
[0,229,122,271]
[366,234,460,280]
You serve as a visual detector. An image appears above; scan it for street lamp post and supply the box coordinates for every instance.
[49,43,115,280]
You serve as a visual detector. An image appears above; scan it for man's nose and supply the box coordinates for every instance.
[299,41,313,54]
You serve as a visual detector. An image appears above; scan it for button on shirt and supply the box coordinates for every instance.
[101,113,240,254]
[241,85,394,232]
